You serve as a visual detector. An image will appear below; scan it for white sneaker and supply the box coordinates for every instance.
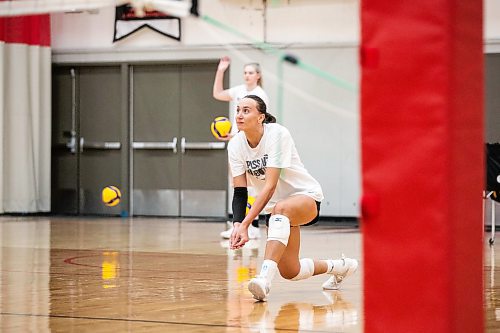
[322,257,358,290]
[248,277,270,301]
[248,225,261,239]
[220,223,261,239]
[220,226,233,239]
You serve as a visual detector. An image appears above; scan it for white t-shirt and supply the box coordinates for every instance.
[228,85,269,134]
[227,123,324,214]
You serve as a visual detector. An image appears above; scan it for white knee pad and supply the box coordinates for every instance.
[267,214,290,246]
[291,258,315,281]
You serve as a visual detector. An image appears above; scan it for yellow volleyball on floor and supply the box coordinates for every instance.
[102,186,121,207]
[246,195,256,215]
[210,116,232,139]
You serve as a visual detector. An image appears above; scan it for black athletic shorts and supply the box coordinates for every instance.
[265,201,321,227]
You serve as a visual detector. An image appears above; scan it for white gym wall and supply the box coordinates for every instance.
[50,0,500,217]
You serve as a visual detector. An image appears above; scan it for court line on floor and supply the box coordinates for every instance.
[0,312,341,333]
[61,251,237,278]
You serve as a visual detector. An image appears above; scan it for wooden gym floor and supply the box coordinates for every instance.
[0,216,496,332]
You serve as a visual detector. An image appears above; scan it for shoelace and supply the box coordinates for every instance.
[327,254,347,275]
[328,255,349,288]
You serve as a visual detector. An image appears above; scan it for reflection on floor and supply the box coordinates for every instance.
[0,216,495,332]
[0,217,362,332]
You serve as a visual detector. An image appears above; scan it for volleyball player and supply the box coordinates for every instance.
[213,56,269,239]
[227,95,358,301]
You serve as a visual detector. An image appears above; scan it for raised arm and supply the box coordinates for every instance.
[213,56,232,101]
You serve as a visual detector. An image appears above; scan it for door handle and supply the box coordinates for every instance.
[172,137,177,154]
[59,134,122,152]
[63,130,77,154]
[172,137,178,154]
[132,137,178,154]
[180,137,225,154]
[80,138,121,150]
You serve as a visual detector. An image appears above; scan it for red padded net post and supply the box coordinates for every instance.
[360,2,484,332]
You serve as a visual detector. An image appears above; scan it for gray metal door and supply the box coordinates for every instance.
[131,63,228,217]
[131,65,181,216]
[52,67,78,214]
[79,66,124,215]
[179,63,228,217]
[53,63,227,217]
[52,66,125,216]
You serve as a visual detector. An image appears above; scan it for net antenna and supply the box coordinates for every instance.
[0,0,192,17]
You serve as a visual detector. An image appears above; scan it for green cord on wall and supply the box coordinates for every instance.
[201,14,357,93]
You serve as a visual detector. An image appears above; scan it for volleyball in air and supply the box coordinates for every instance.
[246,196,256,215]
[210,116,232,139]
[102,186,121,207]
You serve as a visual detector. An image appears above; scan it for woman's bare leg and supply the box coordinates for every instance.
[248,195,358,300]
